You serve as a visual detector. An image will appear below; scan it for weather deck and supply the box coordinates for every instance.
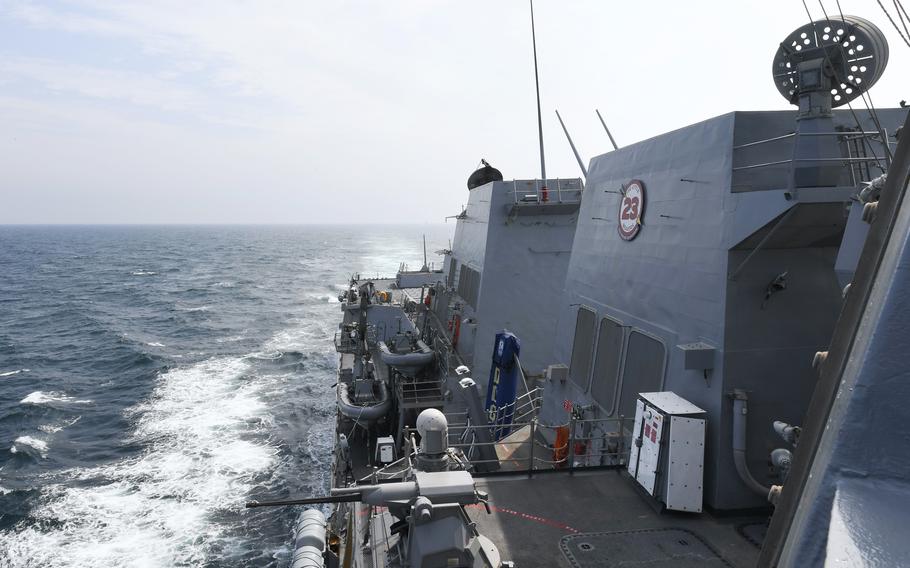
[468,470,765,567]
[336,288,766,566]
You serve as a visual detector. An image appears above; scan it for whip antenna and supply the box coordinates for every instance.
[595,109,619,151]
[555,109,587,177]
[530,0,547,182]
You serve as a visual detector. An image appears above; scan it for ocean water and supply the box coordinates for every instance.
[0,225,452,567]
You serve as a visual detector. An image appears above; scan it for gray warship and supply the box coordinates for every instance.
[248,10,910,568]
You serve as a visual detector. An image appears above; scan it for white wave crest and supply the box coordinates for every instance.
[131,270,157,276]
[306,292,338,304]
[0,369,29,377]
[20,391,92,406]
[11,436,49,458]
[211,281,235,288]
[39,417,82,434]
[145,342,165,347]
[5,356,279,567]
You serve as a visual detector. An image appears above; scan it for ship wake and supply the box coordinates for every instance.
[5,352,287,567]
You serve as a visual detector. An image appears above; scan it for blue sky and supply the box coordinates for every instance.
[1,0,908,223]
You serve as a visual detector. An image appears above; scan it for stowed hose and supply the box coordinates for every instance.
[731,390,772,500]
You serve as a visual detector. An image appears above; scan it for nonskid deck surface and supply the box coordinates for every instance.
[468,470,764,567]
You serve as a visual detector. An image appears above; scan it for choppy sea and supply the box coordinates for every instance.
[0,224,451,567]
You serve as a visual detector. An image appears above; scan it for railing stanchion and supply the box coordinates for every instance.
[527,418,537,476]
[618,415,625,466]
[567,413,577,473]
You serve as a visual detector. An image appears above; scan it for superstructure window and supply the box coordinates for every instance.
[569,307,597,389]
[617,330,666,419]
[590,317,624,414]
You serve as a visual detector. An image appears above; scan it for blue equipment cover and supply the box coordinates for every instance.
[485,331,521,439]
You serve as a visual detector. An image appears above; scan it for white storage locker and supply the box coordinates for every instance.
[627,391,706,512]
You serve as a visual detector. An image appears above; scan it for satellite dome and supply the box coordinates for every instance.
[416,408,448,457]
[467,159,503,190]
[416,408,447,437]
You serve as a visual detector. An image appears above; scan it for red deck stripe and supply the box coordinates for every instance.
[468,503,579,533]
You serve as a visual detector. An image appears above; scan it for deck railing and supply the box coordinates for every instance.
[395,376,446,406]
[334,331,356,353]
[510,179,583,205]
[732,129,891,185]
[394,414,630,475]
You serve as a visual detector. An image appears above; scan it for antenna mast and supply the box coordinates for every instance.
[595,109,619,151]
[422,234,428,271]
[530,0,547,182]
[555,109,587,177]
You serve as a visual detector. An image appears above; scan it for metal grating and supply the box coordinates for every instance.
[560,528,733,568]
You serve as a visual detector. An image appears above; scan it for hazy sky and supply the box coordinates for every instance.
[1,0,908,224]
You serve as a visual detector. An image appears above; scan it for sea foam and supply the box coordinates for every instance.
[0,369,29,377]
[21,391,92,406]
[11,436,49,458]
[5,356,279,567]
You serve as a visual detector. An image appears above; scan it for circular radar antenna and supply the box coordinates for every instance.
[772,16,889,107]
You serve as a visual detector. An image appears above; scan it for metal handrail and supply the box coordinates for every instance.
[732,156,883,172]
[403,414,629,473]
[732,130,883,150]
[732,129,889,180]
[510,179,583,205]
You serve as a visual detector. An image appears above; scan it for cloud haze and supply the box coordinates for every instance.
[1,0,908,223]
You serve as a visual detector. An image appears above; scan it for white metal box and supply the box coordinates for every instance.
[547,363,569,383]
[375,436,395,464]
[627,391,706,513]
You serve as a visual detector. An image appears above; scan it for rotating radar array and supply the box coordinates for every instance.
[772,16,889,107]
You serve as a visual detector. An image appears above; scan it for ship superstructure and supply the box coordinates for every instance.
[248,12,910,568]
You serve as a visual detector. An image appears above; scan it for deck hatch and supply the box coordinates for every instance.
[617,331,667,420]
[560,528,733,567]
[569,306,597,389]
[590,316,624,414]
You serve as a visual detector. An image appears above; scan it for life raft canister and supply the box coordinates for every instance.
[452,314,461,348]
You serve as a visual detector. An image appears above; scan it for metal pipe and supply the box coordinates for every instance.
[595,109,619,150]
[555,109,587,178]
[732,157,882,172]
[731,390,772,499]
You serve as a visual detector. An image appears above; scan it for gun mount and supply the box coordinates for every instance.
[248,465,505,567]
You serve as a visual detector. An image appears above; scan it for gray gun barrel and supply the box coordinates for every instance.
[331,481,418,505]
[248,471,476,509]
[247,480,419,508]
[246,494,361,508]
